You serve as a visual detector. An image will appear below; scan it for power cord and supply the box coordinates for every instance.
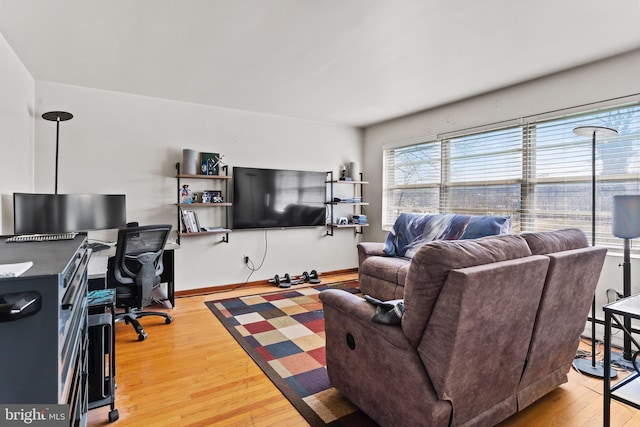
[577,337,602,357]
[244,229,268,283]
[177,229,271,297]
[607,288,623,304]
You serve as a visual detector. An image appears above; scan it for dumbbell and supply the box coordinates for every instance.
[291,271,313,284]
[269,273,291,288]
[296,270,320,284]
[309,269,321,284]
[288,273,305,285]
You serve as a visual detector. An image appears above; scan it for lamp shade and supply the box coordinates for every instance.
[612,195,640,238]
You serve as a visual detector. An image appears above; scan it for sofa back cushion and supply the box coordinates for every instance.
[517,245,607,409]
[522,228,589,255]
[401,234,532,347]
[384,213,511,258]
[418,255,550,425]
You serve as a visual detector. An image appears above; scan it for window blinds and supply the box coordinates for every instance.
[382,103,640,251]
[524,105,640,248]
[444,127,523,231]
[382,141,441,229]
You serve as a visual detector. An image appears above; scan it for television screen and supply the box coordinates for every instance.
[13,193,127,234]
[232,167,326,230]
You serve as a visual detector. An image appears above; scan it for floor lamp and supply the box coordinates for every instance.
[572,125,618,378]
[42,111,73,195]
[612,195,640,363]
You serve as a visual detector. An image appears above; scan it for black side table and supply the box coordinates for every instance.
[87,288,119,422]
[603,294,640,426]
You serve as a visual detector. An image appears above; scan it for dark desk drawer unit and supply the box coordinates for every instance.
[87,288,118,422]
[0,235,89,427]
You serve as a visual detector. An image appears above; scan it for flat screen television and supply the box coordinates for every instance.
[13,193,127,234]
[232,167,326,230]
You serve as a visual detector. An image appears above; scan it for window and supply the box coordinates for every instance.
[382,103,640,250]
[445,128,523,232]
[383,141,441,229]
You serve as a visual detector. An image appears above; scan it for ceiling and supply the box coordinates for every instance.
[1,0,640,127]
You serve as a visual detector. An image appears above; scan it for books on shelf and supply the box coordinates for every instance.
[180,209,201,233]
[179,210,228,234]
[179,209,191,232]
[202,226,225,232]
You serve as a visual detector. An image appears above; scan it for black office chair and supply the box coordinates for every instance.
[106,224,173,341]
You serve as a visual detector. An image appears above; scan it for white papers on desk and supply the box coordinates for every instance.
[0,261,33,278]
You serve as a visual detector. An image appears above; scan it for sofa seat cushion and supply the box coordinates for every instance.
[402,234,532,347]
[384,213,511,258]
[360,256,410,287]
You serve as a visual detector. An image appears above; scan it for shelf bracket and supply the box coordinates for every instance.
[326,171,334,236]
[176,162,182,244]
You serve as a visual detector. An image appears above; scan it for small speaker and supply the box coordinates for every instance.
[349,161,360,180]
[182,149,197,175]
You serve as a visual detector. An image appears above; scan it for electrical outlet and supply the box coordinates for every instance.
[244,255,249,264]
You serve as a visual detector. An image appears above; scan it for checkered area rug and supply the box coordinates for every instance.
[205,281,377,427]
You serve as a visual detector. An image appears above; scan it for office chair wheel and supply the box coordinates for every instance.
[108,409,119,423]
[138,332,148,341]
[165,317,173,324]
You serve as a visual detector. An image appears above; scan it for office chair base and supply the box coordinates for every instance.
[116,311,173,341]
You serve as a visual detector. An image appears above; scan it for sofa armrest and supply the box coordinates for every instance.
[320,288,375,319]
[319,289,410,353]
[357,242,387,266]
[319,288,451,426]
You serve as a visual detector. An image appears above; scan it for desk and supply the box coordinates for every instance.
[88,241,179,308]
[603,294,640,426]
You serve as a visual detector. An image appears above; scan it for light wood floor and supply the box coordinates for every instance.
[88,273,640,427]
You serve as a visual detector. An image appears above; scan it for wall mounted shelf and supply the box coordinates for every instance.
[175,162,231,243]
[325,171,367,236]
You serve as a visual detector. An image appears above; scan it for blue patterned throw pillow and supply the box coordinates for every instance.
[460,215,511,239]
[384,213,511,258]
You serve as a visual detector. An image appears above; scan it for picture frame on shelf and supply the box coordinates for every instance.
[202,190,223,203]
[200,152,220,175]
[211,190,223,203]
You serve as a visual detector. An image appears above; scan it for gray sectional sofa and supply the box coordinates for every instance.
[320,228,606,426]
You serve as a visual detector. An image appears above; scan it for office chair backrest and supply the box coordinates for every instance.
[111,224,172,307]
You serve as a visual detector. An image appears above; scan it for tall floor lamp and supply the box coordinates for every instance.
[612,195,640,363]
[572,125,618,378]
[42,111,73,195]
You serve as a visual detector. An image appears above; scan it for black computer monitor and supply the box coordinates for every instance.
[13,193,127,234]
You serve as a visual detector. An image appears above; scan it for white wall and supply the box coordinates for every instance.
[363,48,640,334]
[34,82,363,291]
[0,32,34,234]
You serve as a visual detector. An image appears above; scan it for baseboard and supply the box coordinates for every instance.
[174,267,358,298]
